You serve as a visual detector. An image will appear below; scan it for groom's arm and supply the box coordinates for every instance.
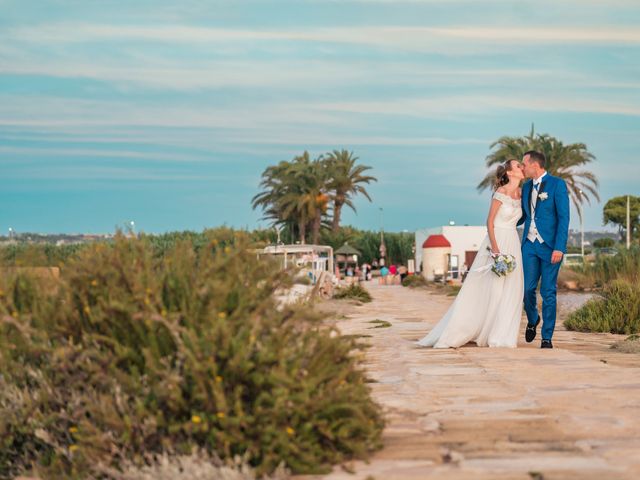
[553,179,570,255]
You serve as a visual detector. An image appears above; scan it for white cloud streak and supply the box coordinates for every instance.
[7,24,640,51]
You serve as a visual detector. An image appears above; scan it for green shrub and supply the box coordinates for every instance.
[0,232,383,479]
[333,284,373,303]
[593,237,616,249]
[577,246,640,287]
[401,275,426,288]
[564,279,640,334]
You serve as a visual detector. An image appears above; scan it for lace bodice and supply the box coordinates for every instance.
[493,192,522,229]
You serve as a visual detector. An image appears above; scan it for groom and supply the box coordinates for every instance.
[519,151,570,349]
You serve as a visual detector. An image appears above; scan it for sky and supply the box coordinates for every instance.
[1,0,639,235]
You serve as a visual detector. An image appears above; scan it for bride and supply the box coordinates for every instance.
[416,160,525,348]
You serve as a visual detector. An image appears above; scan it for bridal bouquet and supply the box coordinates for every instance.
[486,246,517,277]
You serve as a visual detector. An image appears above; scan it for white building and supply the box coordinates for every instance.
[415,225,487,281]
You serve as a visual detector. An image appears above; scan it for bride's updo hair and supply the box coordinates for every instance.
[494,160,516,190]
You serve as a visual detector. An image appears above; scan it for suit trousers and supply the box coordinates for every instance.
[522,239,561,341]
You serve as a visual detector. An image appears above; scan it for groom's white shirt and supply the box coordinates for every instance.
[527,171,547,244]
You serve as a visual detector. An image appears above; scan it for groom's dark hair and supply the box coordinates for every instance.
[524,150,546,168]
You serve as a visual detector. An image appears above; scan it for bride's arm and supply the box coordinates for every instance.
[486,194,503,255]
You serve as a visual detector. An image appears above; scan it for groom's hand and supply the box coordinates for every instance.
[551,250,564,264]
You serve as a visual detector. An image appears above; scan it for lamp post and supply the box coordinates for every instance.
[379,207,385,257]
[627,195,631,249]
[578,189,584,258]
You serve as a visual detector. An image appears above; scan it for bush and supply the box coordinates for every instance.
[577,246,640,287]
[0,232,383,479]
[593,237,616,249]
[333,284,373,303]
[401,275,426,288]
[557,268,595,291]
[564,279,640,334]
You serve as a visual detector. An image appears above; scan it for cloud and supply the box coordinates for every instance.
[0,145,215,163]
[0,57,556,91]
[7,24,640,53]
[314,95,640,117]
[3,165,237,182]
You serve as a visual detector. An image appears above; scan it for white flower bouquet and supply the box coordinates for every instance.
[486,246,517,277]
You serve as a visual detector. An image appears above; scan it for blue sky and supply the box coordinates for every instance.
[1,0,639,234]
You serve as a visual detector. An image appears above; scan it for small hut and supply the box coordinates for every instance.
[335,243,361,276]
[422,234,451,282]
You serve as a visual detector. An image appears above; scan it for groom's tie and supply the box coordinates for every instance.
[531,182,540,211]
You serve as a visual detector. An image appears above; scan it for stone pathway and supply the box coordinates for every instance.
[302,283,640,480]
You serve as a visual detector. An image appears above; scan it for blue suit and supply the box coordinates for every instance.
[518,174,570,341]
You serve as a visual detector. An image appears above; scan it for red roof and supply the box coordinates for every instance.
[422,234,451,248]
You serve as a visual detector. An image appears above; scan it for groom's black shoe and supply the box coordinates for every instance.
[541,339,553,349]
[525,317,540,343]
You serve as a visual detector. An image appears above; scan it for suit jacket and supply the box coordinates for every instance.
[518,174,570,254]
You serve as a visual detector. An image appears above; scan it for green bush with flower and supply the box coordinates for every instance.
[0,230,383,479]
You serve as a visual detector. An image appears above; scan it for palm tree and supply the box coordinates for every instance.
[251,160,295,235]
[325,150,377,233]
[252,152,330,244]
[281,153,330,244]
[478,126,599,218]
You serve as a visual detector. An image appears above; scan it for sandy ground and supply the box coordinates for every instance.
[301,283,640,480]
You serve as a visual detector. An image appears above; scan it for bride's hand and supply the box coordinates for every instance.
[490,248,500,257]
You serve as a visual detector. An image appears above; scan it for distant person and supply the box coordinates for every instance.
[388,264,398,285]
[379,265,389,285]
[398,265,408,281]
[346,266,354,277]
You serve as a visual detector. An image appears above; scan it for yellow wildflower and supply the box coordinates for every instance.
[69,445,79,452]
[161,309,167,316]
[0,289,4,296]
[286,427,295,436]
[216,412,225,419]
[215,376,223,383]
[145,288,152,294]
[191,415,202,424]
[217,312,227,320]
[224,246,231,254]
[69,427,78,433]
[83,305,91,314]
[249,334,256,343]
[144,297,151,306]
[90,279,98,287]
[11,311,18,317]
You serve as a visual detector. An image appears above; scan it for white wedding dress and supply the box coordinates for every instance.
[417,191,524,348]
